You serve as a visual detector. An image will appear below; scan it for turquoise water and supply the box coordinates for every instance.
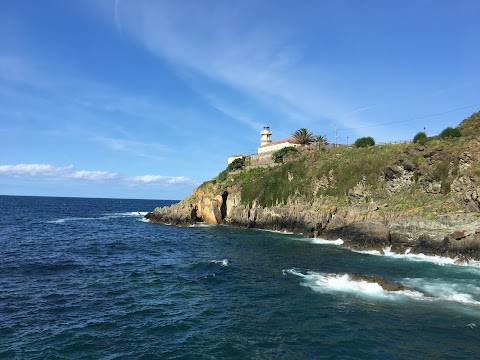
[1,195,479,359]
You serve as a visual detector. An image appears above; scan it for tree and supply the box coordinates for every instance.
[272,146,299,164]
[292,128,315,145]
[439,127,461,139]
[354,136,375,148]
[413,131,427,145]
[314,135,328,150]
[227,157,245,172]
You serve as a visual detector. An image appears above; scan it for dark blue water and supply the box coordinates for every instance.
[1,195,479,359]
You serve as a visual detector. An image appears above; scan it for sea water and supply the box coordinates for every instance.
[1,195,479,359]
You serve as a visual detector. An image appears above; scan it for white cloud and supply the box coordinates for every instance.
[0,163,73,177]
[127,175,196,186]
[0,163,197,187]
[69,170,119,180]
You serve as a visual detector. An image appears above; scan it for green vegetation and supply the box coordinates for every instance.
[227,157,245,171]
[215,157,246,183]
[272,146,299,164]
[457,112,480,138]
[413,131,428,145]
[439,127,461,139]
[204,112,479,215]
[292,128,315,145]
[354,136,375,148]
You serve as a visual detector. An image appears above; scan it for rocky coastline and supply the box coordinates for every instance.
[145,189,480,262]
[147,113,480,262]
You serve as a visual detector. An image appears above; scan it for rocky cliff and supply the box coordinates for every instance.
[147,112,480,261]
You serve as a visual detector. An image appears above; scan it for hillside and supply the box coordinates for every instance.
[147,112,480,260]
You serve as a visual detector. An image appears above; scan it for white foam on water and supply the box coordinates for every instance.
[47,219,67,224]
[210,259,229,267]
[353,246,480,268]
[48,211,149,224]
[196,222,215,227]
[352,249,383,256]
[47,217,97,224]
[404,278,480,306]
[288,269,480,307]
[311,238,344,246]
[102,211,149,219]
[254,228,295,235]
[285,270,424,300]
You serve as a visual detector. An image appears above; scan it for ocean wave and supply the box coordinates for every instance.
[210,259,229,267]
[48,211,149,224]
[352,246,480,268]
[311,238,344,246]
[253,228,295,235]
[284,270,423,300]
[403,278,480,306]
[285,269,480,307]
[188,222,215,227]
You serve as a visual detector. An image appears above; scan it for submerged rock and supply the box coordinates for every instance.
[330,273,414,292]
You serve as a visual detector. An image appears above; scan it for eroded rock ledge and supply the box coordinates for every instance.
[145,186,480,261]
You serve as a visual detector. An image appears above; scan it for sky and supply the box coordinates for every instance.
[1,0,479,200]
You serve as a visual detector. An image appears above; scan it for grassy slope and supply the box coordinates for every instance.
[205,112,480,215]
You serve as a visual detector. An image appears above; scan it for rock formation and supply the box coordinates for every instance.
[146,112,480,261]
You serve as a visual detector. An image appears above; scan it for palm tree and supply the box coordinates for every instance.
[292,128,315,145]
[314,135,328,150]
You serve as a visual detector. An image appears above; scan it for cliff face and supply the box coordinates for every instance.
[147,113,480,260]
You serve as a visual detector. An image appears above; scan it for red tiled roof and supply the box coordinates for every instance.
[260,137,299,147]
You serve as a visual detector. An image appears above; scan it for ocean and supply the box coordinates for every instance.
[1,195,479,359]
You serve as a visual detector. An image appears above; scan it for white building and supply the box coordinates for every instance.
[257,125,300,154]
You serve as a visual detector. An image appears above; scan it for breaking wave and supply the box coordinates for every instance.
[311,238,344,246]
[352,246,480,268]
[47,211,149,224]
[285,269,480,308]
[210,259,229,267]
[284,270,423,300]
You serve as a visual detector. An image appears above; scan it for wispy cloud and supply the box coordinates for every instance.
[114,0,123,34]
[90,135,172,160]
[128,175,193,185]
[111,2,377,137]
[0,163,198,187]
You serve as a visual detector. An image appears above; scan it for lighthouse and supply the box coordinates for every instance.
[260,125,272,147]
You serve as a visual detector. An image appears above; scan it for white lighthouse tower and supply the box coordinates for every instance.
[260,125,272,147]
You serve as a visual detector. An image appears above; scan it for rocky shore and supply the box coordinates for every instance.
[147,113,480,262]
[146,188,480,262]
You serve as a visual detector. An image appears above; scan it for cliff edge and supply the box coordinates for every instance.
[147,112,480,261]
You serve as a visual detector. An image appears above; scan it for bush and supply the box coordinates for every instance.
[227,157,245,172]
[272,146,299,164]
[413,131,427,144]
[439,127,461,139]
[354,136,375,148]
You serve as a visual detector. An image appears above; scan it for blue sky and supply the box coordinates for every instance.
[1,0,479,200]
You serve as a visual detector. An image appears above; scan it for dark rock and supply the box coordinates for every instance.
[331,273,415,292]
[383,165,403,180]
[402,159,416,172]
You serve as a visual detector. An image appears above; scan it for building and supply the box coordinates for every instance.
[257,125,300,154]
[226,125,301,164]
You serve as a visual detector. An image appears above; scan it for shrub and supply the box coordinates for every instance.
[413,131,427,144]
[439,127,461,139]
[354,136,375,148]
[227,157,245,172]
[272,146,299,164]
